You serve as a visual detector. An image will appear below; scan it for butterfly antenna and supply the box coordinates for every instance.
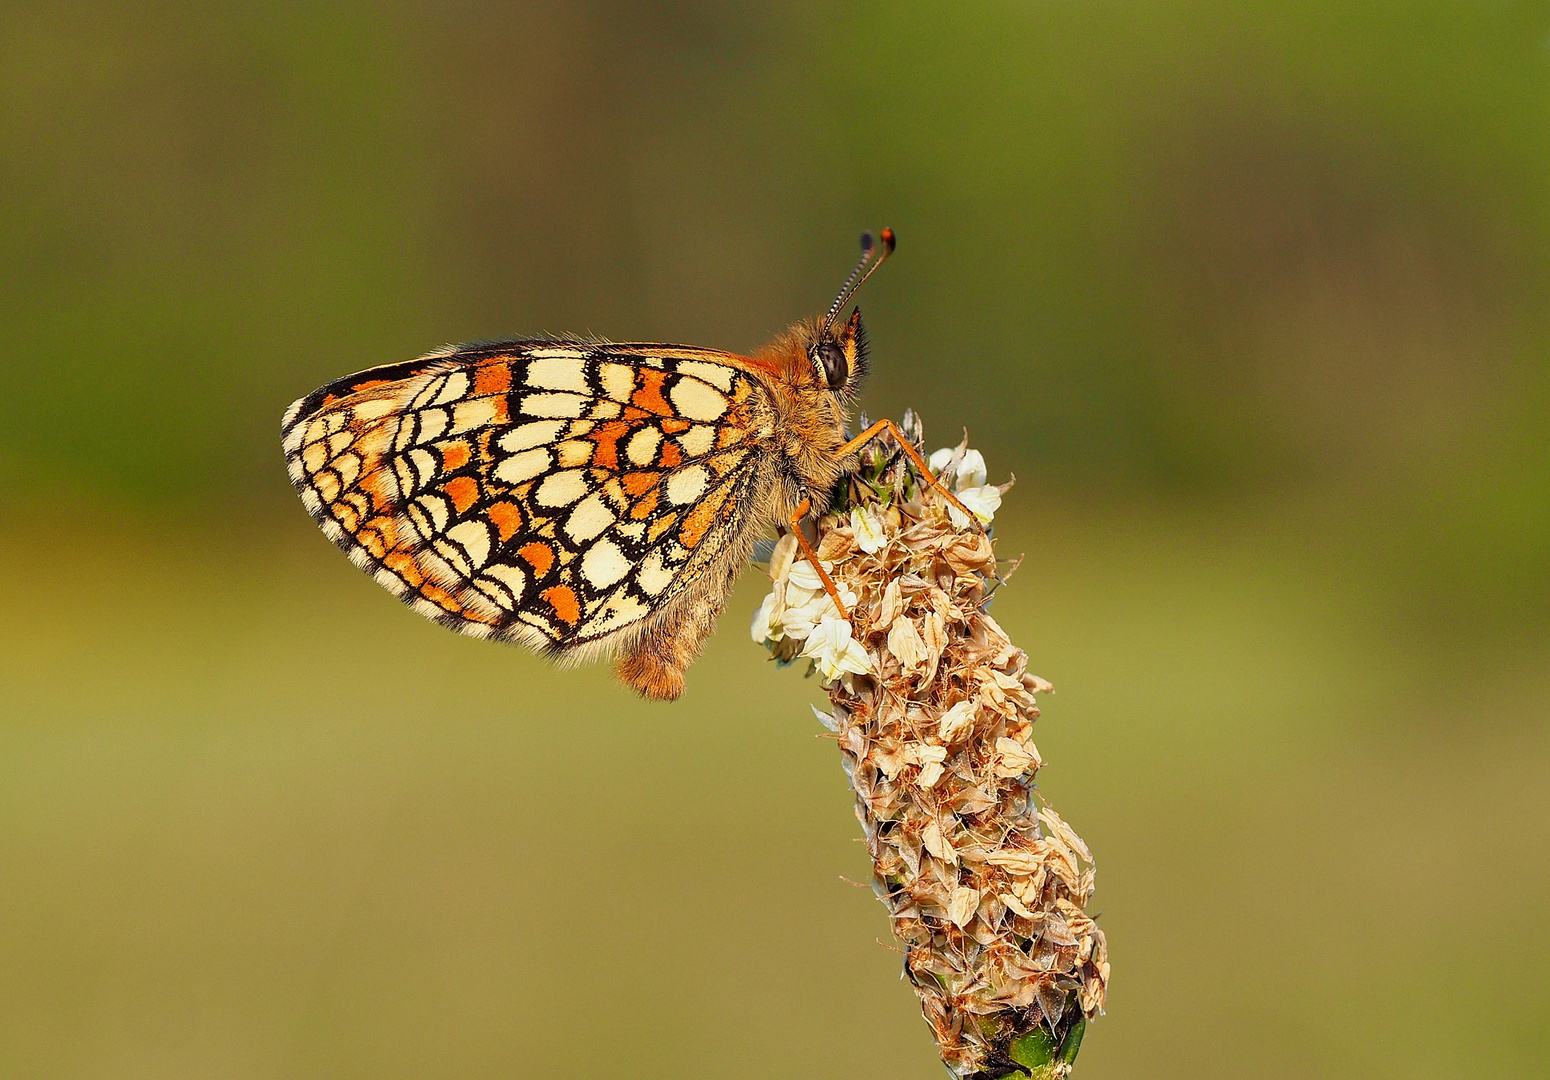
[822,228,896,337]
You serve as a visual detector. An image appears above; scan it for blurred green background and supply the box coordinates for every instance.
[3,2,1548,1077]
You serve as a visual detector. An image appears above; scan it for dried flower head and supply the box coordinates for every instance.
[754,412,1108,1078]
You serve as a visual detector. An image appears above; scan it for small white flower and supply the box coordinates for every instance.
[850,506,886,554]
[947,484,1002,529]
[782,584,850,641]
[801,615,872,681]
[928,445,985,491]
[750,590,780,644]
[779,604,820,642]
[778,561,857,642]
[954,449,987,490]
[786,559,827,591]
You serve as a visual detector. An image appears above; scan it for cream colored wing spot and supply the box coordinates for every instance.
[518,610,559,635]
[625,427,663,466]
[445,519,493,568]
[415,408,450,444]
[484,562,528,601]
[579,591,649,637]
[564,493,615,544]
[451,396,499,434]
[350,396,398,423]
[432,372,471,405]
[327,430,353,455]
[636,549,673,597]
[329,500,358,530]
[556,439,593,468]
[665,464,709,506]
[668,378,727,422]
[588,399,622,420]
[416,493,452,533]
[500,420,565,453]
[302,441,328,473]
[335,453,362,489]
[526,356,589,393]
[495,447,551,485]
[393,418,416,451]
[580,538,630,589]
[403,503,431,540]
[526,346,589,359]
[677,425,714,457]
[535,469,588,508]
[415,551,457,593]
[522,392,587,418]
[314,471,342,502]
[393,455,418,496]
[406,447,435,486]
[674,360,736,392]
[433,538,472,577]
[598,363,635,402]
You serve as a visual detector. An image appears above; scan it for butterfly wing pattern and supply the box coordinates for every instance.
[282,341,783,683]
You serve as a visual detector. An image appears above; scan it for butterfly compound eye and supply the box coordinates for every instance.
[814,340,848,388]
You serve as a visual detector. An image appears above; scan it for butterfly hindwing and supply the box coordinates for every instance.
[283,340,775,653]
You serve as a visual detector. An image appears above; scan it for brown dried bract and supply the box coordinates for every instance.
[754,414,1108,1077]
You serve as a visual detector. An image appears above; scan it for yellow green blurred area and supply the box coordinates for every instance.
[2,3,1547,1077]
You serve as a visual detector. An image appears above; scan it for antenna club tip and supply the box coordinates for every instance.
[880,227,896,252]
[860,231,874,252]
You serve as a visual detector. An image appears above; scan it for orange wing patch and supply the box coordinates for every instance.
[541,584,581,626]
[443,475,480,514]
[487,500,524,542]
[631,369,673,416]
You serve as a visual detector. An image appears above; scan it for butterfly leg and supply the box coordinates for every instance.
[788,498,851,621]
[836,418,988,535]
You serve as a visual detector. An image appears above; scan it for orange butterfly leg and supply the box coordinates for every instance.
[836,418,987,535]
[788,498,851,620]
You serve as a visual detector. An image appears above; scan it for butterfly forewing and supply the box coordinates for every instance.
[282,341,776,653]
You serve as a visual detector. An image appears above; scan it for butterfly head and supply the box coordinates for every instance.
[808,307,869,396]
[804,228,894,398]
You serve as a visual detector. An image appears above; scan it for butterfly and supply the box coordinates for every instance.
[283,229,977,700]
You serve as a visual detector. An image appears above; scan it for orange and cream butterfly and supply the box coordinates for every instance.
[283,230,974,699]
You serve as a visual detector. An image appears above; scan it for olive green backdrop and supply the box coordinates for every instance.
[2,3,1547,1078]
